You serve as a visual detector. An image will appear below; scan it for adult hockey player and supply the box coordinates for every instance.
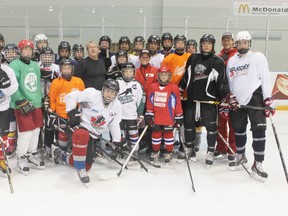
[159,32,175,57]
[98,35,113,68]
[179,34,238,167]
[226,31,274,181]
[0,54,18,176]
[131,36,145,56]
[215,32,238,161]
[116,62,145,154]
[146,66,183,165]
[53,79,122,183]
[10,40,44,175]
[146,35,164,69]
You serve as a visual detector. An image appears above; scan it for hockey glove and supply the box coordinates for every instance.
[145,114,154,127]
[226,93,239,111]
[42,96,50,110]
[137,115,145,128]
[174,115,183,128]
[67,108,81,127]
[264,97,276,117]
[15,99,35,115]
[47,113,57,128]
[0,68,11,89]
[219,101,230,121]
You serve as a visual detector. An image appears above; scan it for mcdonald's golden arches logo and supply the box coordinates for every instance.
[239,4,249,13]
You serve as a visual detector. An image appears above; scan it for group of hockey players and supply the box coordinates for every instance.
[0,30,275,184]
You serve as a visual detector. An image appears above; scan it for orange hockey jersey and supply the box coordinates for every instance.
[49,76,85,119]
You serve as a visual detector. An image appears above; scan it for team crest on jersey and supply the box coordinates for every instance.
[24,72,38,92]
[229,64,249,78]
[91,115,106,128]
[194,64,208,81]
[132,84,137,90]
[118,88,133,104]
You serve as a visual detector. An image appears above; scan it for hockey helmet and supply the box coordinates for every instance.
[199,34,215,56]
[102,78,120,105]
[40,47,55,66]
[3,43,19,63]
[121,62,136,82]
[59,58,74,80]
[157,66,172,86]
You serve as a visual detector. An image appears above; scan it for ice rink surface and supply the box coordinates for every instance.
[1,111,288,216]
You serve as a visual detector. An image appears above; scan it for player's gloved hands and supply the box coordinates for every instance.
[47,113,57,128]
[264,97,276,117]
[0,68,11,89]
[145,114,154,127]
[219,101,230,120]
[174,115,183,128]
[42,96,50,110]
[15,99,35,115]
[67,108,81,127]
[226,93,239,110]
[137,115,145,128]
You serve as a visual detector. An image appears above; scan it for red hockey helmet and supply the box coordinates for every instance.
[158,66,172,86]
[18,39,34,50]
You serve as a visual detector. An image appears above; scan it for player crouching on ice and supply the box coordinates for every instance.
[145,66,183,165]
[52,79,123,184]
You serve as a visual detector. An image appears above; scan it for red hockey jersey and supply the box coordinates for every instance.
[146,82,183,126]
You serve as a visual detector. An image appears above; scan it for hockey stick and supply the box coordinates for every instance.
[117,125,149,177]
[0,130,14,193]
[178,128,196,192]
[217,131,251,177]
[269,116,288,185]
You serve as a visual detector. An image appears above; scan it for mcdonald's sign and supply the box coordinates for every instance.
[238,4,249,13]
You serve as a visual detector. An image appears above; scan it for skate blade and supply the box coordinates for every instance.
[251,171,267,182]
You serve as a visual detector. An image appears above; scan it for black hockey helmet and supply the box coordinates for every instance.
[72,43,84,53]
[133,36,145,46]
[3,43,19,63]
[118,36,131,50]
[200,34,216,56]
[186,39,198,52]
[121,62,135,82]
[59,58,74,80]
[99,35,112,46]
[102,78,120,105]
[58,41,71,54]
[162,32,173,43]
[40,47,55,66]
[174,34,186,53]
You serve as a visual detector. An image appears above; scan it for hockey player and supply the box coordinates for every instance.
[226,31,274,181]
[145,66,183,165]
[0,33,5,52]
[179,34,238,167]
[116,62,145,155]
[52,79,122,183]
[0,54,18,176]
[147,35,164,69]
[215,32,238,161]
[110,36,139,69]
[106,50,128,80]
[74,41,107,90]
[98,35,113,68]
[34,33,49,62]
[159,32,175,57]
[131,36,145,56]
[10,40,44,175]
[48,59,84,155]
[3,43,20,63]
[186,39,198,54]
[55,41,77,65]
[72,43,85,62]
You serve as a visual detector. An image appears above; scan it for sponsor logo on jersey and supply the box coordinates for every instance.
[229,64,249,78]
[154,91,167,107]
[24,72,38,92]
[118,87,133,104]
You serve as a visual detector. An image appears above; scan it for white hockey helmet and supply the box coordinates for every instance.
[34,34,48,46]
[235,31,252,41]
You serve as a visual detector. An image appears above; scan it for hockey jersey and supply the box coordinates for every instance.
[161,52,191,85]
[117,78,145,120]
[227,50,272,105]
[146,82,183,126]
[64,88,122,142]
[49,76,85,119]
[150,53,164,69]
[38,62,60,96]
[110,54,140,69]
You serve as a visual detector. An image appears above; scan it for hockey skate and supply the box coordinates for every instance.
[0,159,11,177]
[177,147,196,163]
[213,151,227,160]
[164,152,172,165]
[17,156,30,176]
[251,161,268,182]
[52,145,68,165]
[77,168,90,184]
[205,151,214,168]
[150,151,160,165]
[229,153,248,171]
[27,152,45,169]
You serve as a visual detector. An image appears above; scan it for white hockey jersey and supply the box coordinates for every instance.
[110,54,140,69]
[150,53,164,69]
[227,51,272,105]
[117,78,145,120]
[0,64,18,111]
[64,88,122,142]
[38,62,60,96]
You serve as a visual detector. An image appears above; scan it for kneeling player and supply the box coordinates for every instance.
[53,79,122,183]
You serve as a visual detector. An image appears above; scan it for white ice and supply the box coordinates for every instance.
[1,111,288,216]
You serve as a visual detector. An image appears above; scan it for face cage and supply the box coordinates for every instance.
[40,54,55,66]
[122,69,135,82]
[157,72,172,86]
[4,49,19,62]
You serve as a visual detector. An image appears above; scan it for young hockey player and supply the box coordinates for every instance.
[179,34,238,167]
[48,59,84,155]
[106,50,128,80]
[72,43,85,62]
[55,41,77,65]
[146,35,164,69]
[116,62,145,156]
[159,32,175,57]
[226,31,275,181]
[0,33,5,52]
[145,66,183,165]
[10,40,44,175]
[52,79,123,183]
[131,36,145,56]
[34,33,49,62]
[0,54,18,176]
[3,43,20,64]
[186,39,198,54]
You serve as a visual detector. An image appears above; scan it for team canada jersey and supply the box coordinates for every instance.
[161,52,191,85]
[146,82,183,126]
[227,50,272,105]
[64,88,122,142]
[117,78,146,120]
[49,76,85,119]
